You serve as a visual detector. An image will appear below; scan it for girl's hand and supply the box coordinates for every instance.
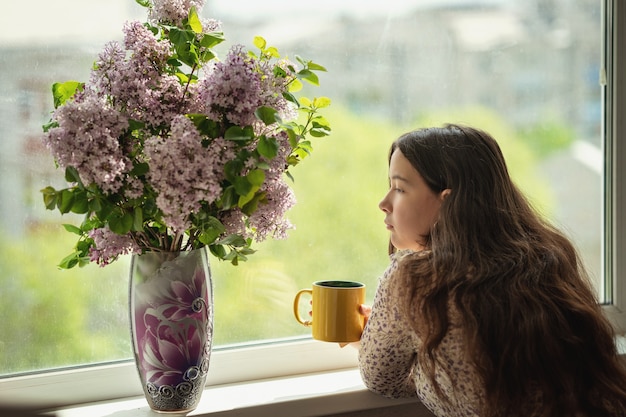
[359,304,372,324]
[339,304,372,349]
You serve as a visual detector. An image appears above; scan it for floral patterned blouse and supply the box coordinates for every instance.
[358,254,485,417]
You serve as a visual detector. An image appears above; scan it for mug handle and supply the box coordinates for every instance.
[293,289,313,327]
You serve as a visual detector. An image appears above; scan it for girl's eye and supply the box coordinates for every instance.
[394,188,404,193]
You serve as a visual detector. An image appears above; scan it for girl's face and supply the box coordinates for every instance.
[379,149,447,251]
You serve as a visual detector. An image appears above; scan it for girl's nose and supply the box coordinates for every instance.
[379,193,390,213]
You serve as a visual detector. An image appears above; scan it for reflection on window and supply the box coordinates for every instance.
[0,0,603,375]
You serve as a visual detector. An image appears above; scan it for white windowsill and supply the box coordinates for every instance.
[53,369,419,417]
[51,336,626,417]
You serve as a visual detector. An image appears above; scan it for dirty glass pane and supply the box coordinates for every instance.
[0,0,603,375]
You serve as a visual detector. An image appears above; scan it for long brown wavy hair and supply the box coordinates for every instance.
[390,124,626,417]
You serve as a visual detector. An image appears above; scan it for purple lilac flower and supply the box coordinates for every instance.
[257,58,298,123]
[89,227,141,266]
[145,115,235,232]
[199,45,263,127]
[200,17,221,34]
[90,41,127,99]
[218,208,247,238]
[248,178,296,241]
[148,0,206,26]
[124,177,145,200]
[43,93,130,194]
[91,22,188,128]
[246,131,296,240]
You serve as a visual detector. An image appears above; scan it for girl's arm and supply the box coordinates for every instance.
[358,260,418,399]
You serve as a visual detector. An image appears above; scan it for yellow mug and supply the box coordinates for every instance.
[293,280,366,343]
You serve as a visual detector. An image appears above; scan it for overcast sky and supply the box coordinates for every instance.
[0,0,508,46]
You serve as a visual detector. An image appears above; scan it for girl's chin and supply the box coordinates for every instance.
[390,238,426,252]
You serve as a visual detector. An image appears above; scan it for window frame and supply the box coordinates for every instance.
[604,0,626,334]
[1,0,624,410]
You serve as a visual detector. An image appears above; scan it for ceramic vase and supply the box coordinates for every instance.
[129,247,213,413]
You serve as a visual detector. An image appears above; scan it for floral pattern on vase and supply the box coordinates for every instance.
[130,247,213,413]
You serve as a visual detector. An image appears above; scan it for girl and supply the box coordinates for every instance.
[358,124,626,416]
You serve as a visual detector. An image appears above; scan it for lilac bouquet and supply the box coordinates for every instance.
[41,0,330,268]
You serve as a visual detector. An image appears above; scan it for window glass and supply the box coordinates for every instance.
[0,0,603,375]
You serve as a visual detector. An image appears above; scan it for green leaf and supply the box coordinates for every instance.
[220,186,238,210]
[218,234,247,247]
[307,62,327,71]
[175,72,190,84]
[198,216,225,245]
[108,212,133,235]
[253,36,267,50]
[132,208,144,232]
[188,6,203,33]
[257,136,279,159]
[209,244,227,260]
[41,186,58,210]
[169,29,198,67]
[312,115,331,129]
[199,32,225,49]
[198,49,216,63]
[265,46,280,58]
[288,78,303,93]
[238,170,266,207]
[313,96,332,108]
[247,169,265,186]
[64,166,82,185]
[52,81,83,108]
[273,66,287,78]
[169,28,194,44]
[297,69,319,86]
[131,162,149,177]
[58,252,82,269]
[128,119,145,132]
[135,0,150,7]
[232,176,252,196]
[62,224,82,235]
[224,159,244,180]
[167,57,182,67]
[255,106,279,125]
[70,190,89,214]
[310,127,331,138]
[282,91,298,105]
[42,120,58,133]
[188,113,220,138]
[81,217,101,233]
[241,191,265,216]
[58,189,75,214]
[88,197,102,212]
[225,126,254,142]
[97,201,115,221]
[285,128,298,148]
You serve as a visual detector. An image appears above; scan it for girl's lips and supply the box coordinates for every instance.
[385,222,393,230]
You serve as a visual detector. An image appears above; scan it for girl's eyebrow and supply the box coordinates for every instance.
[390,174,410,182]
